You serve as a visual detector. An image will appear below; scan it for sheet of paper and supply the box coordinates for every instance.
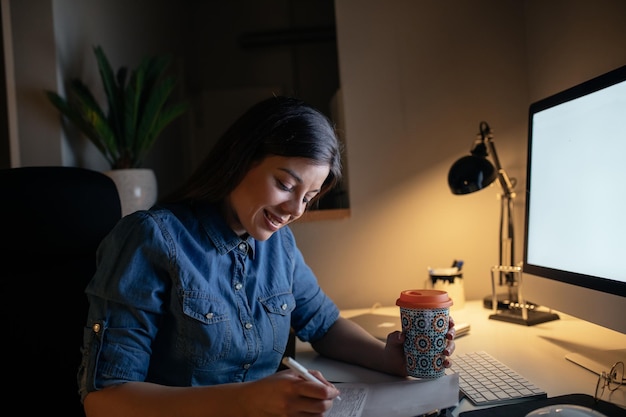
[326,373,459,417]
[325,385,368,417]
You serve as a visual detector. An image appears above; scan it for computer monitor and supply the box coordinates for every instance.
[522,65,626,374]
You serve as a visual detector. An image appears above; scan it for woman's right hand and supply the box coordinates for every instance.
[240,369,340,417]
[85,370,341,417]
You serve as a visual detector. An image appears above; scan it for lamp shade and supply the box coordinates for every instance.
[448,154,497,195]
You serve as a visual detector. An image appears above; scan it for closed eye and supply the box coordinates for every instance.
[277,179,293,192]
[276,179,316,204]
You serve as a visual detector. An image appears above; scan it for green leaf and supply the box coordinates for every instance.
[45,45,188,169]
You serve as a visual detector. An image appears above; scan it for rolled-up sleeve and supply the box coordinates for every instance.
[78,212,173,401]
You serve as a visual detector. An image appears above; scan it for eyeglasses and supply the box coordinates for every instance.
[594,361,624,403]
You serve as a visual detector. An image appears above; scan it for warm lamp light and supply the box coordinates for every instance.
[448,121,559,325]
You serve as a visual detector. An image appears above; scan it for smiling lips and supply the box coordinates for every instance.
[264,210,289,230]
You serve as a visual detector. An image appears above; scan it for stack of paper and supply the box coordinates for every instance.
[327,373,459,417]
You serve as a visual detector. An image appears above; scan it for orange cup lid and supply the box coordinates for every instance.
[395,289,453,309]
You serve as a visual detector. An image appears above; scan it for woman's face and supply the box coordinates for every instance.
[225,155,330,240]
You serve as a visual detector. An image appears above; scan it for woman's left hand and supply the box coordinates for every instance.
[383,315,456,376]
[443,315,456,368]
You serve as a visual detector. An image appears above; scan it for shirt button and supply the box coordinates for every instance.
[205,312,214,319]
[281,303,288,311]
[234,283,243,290]
[238,242,247,251]
[92,323,101,333]
[245,322,253,330]
[243,363,251,370]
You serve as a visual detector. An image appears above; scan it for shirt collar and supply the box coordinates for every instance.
[195,203,256,259]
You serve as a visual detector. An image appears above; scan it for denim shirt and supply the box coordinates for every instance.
[78,202,339,401]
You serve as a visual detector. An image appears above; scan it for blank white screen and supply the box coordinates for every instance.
[527,79,626,283]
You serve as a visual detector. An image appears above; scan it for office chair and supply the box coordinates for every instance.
[0,166,121,416]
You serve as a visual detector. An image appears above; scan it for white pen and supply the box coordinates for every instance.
[281,356,342,401]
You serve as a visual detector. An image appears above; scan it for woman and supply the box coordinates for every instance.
[78,96,456,417]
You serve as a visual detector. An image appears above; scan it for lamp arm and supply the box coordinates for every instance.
[480,121,517,279]
[485,137,516,199]
[492,138,517,285]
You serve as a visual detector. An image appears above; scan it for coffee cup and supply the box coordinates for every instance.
[396,289,453,379]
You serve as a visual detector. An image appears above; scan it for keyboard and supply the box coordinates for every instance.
[451,351,547,406]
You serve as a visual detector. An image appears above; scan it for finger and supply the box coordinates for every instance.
[308,369,333,386]
[444,339,456,356]
[307,370,342,400]
[386,330,404,345]
[446,326,456,340]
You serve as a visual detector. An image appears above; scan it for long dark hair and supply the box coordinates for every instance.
[163,96,343,206]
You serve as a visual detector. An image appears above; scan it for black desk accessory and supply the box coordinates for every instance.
[459,394,624,417]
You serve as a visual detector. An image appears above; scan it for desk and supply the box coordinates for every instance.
[295,300,626,416]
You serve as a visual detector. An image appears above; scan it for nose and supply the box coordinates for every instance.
[282,197,307,219]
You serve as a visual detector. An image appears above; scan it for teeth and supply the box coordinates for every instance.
[267,211,282,226]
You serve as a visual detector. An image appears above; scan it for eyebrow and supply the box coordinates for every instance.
[279,167,321,193]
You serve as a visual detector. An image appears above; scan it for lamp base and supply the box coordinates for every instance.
[489,309,560,326]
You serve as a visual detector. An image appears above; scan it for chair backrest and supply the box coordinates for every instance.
[0,166,121,416]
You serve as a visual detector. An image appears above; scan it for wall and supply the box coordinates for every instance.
[289,0,626,309]
[9,0,59,167]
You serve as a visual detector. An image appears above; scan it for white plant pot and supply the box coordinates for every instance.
[104,168,158,217]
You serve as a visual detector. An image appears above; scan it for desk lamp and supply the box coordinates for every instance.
[447,121,558,325]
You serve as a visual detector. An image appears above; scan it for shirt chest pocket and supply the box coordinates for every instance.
[180,293,232,365]
[260,293,296,353]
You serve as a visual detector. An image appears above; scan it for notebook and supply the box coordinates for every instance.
[349,313,470,340]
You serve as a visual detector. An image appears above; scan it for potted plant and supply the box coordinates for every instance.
[46,45,188,215]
